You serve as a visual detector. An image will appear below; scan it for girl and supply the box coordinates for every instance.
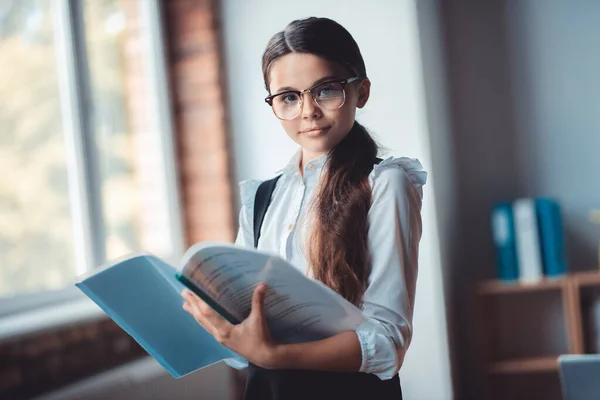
[182,16,426,400]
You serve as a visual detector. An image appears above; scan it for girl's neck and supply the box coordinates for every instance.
[299,149,327,175]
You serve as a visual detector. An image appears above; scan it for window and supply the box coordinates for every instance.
[0,0,75,297]
[0,0,182,305]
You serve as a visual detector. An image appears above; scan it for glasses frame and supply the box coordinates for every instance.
[264,76,364,120]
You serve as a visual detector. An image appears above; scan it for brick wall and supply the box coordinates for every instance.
[165,0,236,246]
[0,0,239,398]
[0,319,146,399]
[164,0,243,396]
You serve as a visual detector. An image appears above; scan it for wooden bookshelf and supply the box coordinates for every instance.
[477,277,567,295]
[476,271,600,399]
[573,271,600,287]
[488,356,559,375]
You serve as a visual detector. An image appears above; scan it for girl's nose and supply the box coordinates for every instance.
[301,92,321,120]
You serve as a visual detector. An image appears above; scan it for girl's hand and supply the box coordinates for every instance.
[181,284,278,369]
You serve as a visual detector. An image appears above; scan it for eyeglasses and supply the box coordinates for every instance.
[265,77,363,121]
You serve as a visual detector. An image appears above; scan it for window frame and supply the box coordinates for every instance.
[0,0,184,327]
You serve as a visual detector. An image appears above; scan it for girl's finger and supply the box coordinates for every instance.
[184,291,233,337]
[251,284,267,322]
[183,291,210,314]
[184,298,218,336]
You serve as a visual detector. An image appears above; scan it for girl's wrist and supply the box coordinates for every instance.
[259,343,289,370]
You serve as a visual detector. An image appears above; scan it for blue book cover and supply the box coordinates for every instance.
[491,202,519,281]
[75,254,238,379]
[536,197,568,277]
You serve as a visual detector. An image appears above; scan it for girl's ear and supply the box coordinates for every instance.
[356,78,371,109]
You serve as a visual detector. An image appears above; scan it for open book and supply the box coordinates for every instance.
[75,243,366,378]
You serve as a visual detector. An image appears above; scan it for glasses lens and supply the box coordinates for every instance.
[313,82,345,110]
[272,92,301,120]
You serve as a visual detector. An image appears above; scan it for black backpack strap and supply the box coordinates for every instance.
[253,175,282,248]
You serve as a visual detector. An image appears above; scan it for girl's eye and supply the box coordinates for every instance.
[282,93,299,105]
[319,86,335,96]
[317,84,342,98]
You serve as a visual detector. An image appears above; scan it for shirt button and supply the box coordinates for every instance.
[307,164,314,169]
[287,223,293,230]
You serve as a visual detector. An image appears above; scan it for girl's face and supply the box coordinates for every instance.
[267,53,370,163]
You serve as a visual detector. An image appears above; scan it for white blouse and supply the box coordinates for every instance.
[225,151,427,380]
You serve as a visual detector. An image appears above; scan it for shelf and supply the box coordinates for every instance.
[477,277,567,295]
[573,271,600,287]
[477,272,600,295]
[488,356,559,375]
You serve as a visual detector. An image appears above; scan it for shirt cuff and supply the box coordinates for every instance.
[223,357,248,370]
[355,321,401,380]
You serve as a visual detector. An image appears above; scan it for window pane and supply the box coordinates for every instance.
[84,0,175,262]
[0,0,76,297]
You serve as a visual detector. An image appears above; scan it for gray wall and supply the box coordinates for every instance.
[507,0,600,270]
[437,0,600,398]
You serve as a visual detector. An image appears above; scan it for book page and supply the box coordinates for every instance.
[180,244,366,343]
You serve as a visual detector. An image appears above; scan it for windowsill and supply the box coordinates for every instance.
[32,356,162,400]
[0,296,107,341]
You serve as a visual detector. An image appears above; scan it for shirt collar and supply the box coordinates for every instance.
[277,149,329,177]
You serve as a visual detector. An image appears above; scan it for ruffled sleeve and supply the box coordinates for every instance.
[356,156,427,379]
[369,156,427,199]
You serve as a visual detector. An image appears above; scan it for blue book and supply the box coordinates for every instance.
[535,197,568,277]
[75,254,238,378]
[76,243,367,378]
[491,202,519,281]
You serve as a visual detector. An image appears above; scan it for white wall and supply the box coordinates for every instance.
[221,1,452,399]
[415,0,460,395]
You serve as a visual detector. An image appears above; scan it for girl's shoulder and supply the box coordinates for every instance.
[369,156,428,199]
[238,179,262,207]
[237,172,282,208]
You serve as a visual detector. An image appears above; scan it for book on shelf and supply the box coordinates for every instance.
[75,242,366,378]
[513,198,544,283]
[491,197,568,283]
[491,202,519,281]
[536,197,568,277]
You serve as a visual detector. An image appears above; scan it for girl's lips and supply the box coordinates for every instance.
[301,127,330,137]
